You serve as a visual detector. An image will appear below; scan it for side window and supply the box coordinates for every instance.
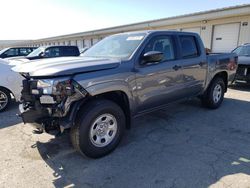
[19,48,32,56]
[63,47,79,56]
[144,36,175,61]
[3,48,19,57]
[44,47,60,57]
[180,36,199,58]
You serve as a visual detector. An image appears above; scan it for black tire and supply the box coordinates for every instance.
[0,88,11,112]
[201,77,225,109]
[70,99,126,158]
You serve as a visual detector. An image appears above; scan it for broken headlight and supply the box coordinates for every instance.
[34,78,87,97]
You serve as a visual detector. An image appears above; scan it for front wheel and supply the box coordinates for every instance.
[70,99,126,158]
[0,88,11,112]
[201,77,225,109]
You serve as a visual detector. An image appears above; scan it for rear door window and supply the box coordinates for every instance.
[63,47,80,56]
[19,48,33,56]
[180,36,199,58]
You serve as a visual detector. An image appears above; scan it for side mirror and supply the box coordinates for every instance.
[141,51,164,65]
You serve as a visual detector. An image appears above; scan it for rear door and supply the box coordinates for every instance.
[135,35,185,113]
[178,35,207,95]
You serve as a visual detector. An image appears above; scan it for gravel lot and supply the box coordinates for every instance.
[0,85,250,188]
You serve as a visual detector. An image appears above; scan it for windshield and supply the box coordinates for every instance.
[82,33,146,59]
[0,48,8,55]
[27,47,45,57]
[232,46,250,56]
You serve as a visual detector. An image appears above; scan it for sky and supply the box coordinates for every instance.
[0,0,249,40]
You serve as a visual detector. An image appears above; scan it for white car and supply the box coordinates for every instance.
[0,59,23,112]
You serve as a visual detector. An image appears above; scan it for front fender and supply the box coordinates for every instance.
[85,81,137,114]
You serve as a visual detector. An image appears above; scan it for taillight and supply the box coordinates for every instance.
[227,57,238,71]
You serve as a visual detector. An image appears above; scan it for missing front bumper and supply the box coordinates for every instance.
[19,103,56,133]
[19,103,49,124]
[19,103,73,134]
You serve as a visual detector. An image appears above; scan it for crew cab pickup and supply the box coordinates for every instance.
[13,31,238,158]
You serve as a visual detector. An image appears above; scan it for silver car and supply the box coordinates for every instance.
[0,59,22,112]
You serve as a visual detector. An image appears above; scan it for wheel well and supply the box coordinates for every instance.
[213,71,228,92]
[0,86,12,97]
[90,91,131,129]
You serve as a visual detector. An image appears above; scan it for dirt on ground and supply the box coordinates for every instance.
[0,84,250,188]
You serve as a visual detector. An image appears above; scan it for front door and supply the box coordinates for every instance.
[135,35,184,113]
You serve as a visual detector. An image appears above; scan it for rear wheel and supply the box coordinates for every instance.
[201,77,225,109]
[70,99,126,158]
[0,88,11,112]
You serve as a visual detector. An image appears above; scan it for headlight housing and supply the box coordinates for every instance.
[37,79,55,94]
[36,78,71,95]
[34,77,87,96]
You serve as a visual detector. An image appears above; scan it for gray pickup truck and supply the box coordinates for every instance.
[13,31,238,158]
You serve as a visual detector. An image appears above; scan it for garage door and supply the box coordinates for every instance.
[212,23,240,53]
[85,39,91,48]
[76,40,82,49]
[93,38,99,45]
[182,27,201,35]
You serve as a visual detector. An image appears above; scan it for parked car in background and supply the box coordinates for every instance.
[7,46,80,66]
[232,43,250,83]
[15,31,237,158]
[0,59,22,112]
[26,46,80,60]
[0,47,36,59]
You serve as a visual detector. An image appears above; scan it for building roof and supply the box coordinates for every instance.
[33,4,250,43]
[0,40,32,49]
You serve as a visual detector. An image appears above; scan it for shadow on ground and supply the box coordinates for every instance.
[0,102,21,129]
[33,97,250,188]
[229,83,250,92]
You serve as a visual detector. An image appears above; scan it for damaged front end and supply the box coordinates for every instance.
[19,76,88,134]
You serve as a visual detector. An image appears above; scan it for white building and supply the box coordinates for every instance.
[11,4,250,52]
[0,40,31,50]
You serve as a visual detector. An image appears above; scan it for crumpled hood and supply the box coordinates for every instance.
[238,56,250,65]
[12,56,120,77]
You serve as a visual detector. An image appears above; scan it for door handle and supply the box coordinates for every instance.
[173,65,182,71]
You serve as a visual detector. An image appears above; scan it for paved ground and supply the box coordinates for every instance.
[0,85,250,188]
